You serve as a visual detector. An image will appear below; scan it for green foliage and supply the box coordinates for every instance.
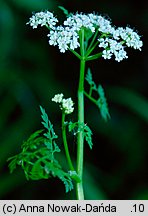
[85,68,110,121]
[83,124,93,149]
[8,106,74,193]
[85,68,97,90]
[69,121,93,149]
[58,6,72,17]
[97,85,110,121]
[40,106,59,152]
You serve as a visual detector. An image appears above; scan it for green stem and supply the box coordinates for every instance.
[86,41,99,57]
[62,112,75,171]
[86,52,102,61]
[76,59,85,200]
[69,48,82,60]
[86,29,99,55]
[84,91,97,104]
[76,29,85,200]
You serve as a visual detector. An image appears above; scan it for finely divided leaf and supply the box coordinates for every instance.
[84,125,93,149]
[7,155,20,173]
[40,105,58,140]
[85,68,110,121]
[85,68,97,90]
[97,85,110,121]
[68,121,78,133]
[8,106,74,193]
[58,6,72,17]
[68,121,93,149]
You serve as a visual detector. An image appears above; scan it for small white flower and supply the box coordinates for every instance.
[48,26,80,52]
[102,50,112,59]
[48,30,58,46]
[98,25,142,61]
[114,49,128,62]
[70,36,80,50]
[109,39,123,52]
[52,93,74,114]
[112,28,120,40]
[57,37,69,53]
[62,98,74,114]
[52,93,64,103]
[116,26,143,51]
[64,13,96,33]
[98,38,109,49]
[26,11,58,29]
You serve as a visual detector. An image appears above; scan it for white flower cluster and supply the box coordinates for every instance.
[52,93,74,114]
[51,93,64,103]
[48,13,114,53]
[98,26,143,62]
[48,26,79,53]
[27,11,143,61]
[26,11,58,29]
[99,38,128,62]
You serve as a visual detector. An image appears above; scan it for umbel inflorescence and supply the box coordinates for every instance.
[27,10,143,62]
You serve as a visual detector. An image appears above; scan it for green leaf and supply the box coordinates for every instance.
[69,171,81,183]
[97,85,110,121]
[68,121,93,149]
[30,159,49,180]
[85,68,110,121]
[40,105,50,130]
[22,129,44,150]
[40,105,58,141]
[83,124,93,149]
[8,106,74,193]
[58,6,72,17]
[54,168,74,193]
[7,155,20,173]
[53,142,61,153]
[68,121,78,133]
[85,68,97,90]
[27,129,44,143]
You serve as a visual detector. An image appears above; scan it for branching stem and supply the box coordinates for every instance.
[84,91,97,105]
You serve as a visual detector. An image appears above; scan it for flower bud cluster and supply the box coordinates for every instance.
[52,93,74,114]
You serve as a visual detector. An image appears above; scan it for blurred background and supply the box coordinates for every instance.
[0,0,148,200]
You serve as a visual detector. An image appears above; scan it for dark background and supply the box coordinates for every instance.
[0,0,148,199]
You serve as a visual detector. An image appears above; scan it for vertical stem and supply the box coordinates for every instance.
[76,29,85,199]
[76,59,85,200]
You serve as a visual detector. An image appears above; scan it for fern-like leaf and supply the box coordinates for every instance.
[7,155,20,173]
[8,106,74,193]
[83,124,93,149]
[85,68,110,121]
[68,121,93,149]
[40,106,58,140]
[85,68,97,90]
[97,85,110,121]
[58,6,72,17]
